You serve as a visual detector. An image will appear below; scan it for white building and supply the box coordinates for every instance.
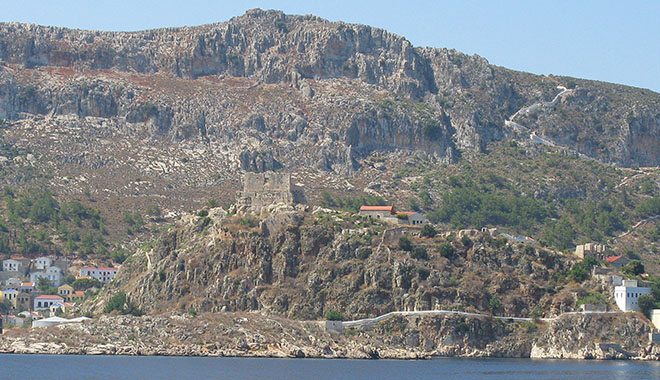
[34,256,54,270]
[30,271,48,285]
[396,212,428,226]
[46,267,62,286]
[79,267,118,283]
[34,295,64,310]
[2,259,23,272]
[614,280,651,312]
[20,282,35,293]
[652,309,660,329]
[5,278,21,287]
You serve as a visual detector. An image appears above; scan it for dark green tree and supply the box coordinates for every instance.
[398,236,413,251]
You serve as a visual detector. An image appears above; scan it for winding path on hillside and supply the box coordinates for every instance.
[611,215,660,241]
[342,309,618,328]
[509,86,575,122]
[505,85,590,158]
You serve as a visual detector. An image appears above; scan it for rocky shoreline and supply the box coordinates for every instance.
[2,312,659,361]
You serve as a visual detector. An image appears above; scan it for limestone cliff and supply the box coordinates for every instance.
[0,8,658,173]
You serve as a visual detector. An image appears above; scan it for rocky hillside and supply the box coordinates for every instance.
[0,8,659,175]
[1,311,656,360]
[0,9,657,263]
[86,205,610,321]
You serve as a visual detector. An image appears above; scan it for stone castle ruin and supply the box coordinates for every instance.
[238,171,303,213]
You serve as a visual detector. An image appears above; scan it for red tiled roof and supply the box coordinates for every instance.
[21,282,34,287]
[35,295,63,300]
[605,255,624,263]
[397,212,417,216]
[73,291,84,296]
[97,267,118,271]
[360,205,394,212]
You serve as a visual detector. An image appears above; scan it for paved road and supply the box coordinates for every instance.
[342,309,618,328]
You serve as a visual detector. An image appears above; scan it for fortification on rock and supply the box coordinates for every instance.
[238,171,295,213]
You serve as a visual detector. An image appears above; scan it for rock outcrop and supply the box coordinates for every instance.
[0,311,654,360]
[0,8,658,172]
[85,208,575,321]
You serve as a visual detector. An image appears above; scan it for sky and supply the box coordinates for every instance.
[2,1,659,93]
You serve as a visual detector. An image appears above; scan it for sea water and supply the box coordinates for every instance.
[1,355,660,380]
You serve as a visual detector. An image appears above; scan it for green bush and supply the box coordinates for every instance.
[72,277,102,291]
[422,120,443,140]
[398,236,413,251]
[238,217,256,227]
[197,209,209,217]
[104,291,127,313]
[622,260,645,276]
[143,102,158,117]
[411,246,428,260]
[325,310,344,321]
[568,257,598,282]
[104,291,143,316]
[416,267,430,280]
[577,292,606,306]
[487,295,502,314]
[438,242,454,258]
[111,248,130,264]
[420,224,437,238]
[460,235,473,248]
[638,294,656,318]
[146,205,161,218]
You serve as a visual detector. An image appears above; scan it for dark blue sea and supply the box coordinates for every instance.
[1,355,660,380]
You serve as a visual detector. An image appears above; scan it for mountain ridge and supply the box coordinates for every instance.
[0,8,658,171]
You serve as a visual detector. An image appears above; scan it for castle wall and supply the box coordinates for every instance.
[239,172,295,213]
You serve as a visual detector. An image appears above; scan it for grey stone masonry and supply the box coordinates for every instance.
[238,171,295,213]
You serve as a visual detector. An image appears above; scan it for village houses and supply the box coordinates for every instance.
[79,267,118,283]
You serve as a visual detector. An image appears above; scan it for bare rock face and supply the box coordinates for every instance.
[0,8,658,173]
[530,313,652,359]
[90,209,578,322]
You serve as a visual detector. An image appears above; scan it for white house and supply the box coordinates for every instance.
[5,278,21,287]
[34,256,54,270]
[20,282,35,293]
[34,295,64,310]
[395,212,427,226]
[79,267,118,283]
[46,267,62,287]
[2,259,23,272]
[30,271,49,285]
[614,280,651,312]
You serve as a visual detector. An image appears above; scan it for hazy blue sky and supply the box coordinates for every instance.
[2,1,658,92]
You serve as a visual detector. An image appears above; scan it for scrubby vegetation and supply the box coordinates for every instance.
[0,187,108,257]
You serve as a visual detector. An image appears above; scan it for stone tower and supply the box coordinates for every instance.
[238,171,294,213]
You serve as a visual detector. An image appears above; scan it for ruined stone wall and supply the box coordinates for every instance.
[239,171,294,213]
